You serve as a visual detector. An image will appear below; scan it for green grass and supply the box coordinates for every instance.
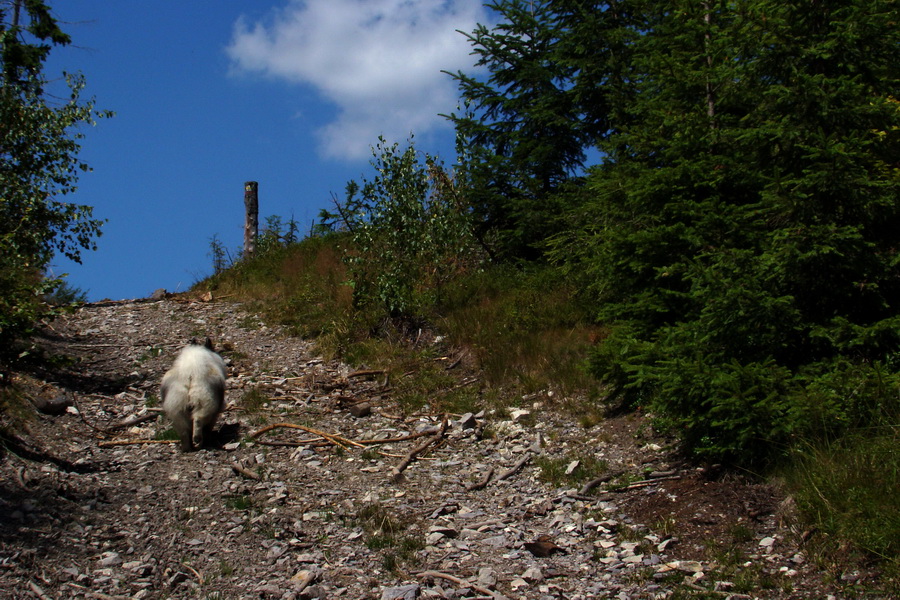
[194,236,600,412]
[344,502,422,572]
[783,425,900,586]
[224,494,256,511]
[535,453,608,487]
[191,232,900,592]
[240,388,268,413]
[154,427,180,441]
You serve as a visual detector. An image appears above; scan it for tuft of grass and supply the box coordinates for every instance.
[434,265,600,398]
[0,383,37,426]
[241,388,268,413]
[195,234,354,345]
[535,453,608,487]
[193,236,601,421]
[784,426,900,583]
[346,502,422,571]
[354,502,403,537]
[154,427,180,441]
[217,559,235,577]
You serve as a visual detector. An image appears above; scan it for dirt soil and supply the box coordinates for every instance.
[0,298,867,599]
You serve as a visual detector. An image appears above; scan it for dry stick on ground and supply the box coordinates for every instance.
[610,474,682,492]
[71,394,115,437]
[107,411,161,430]
[391,417,448,482]
[417,571,501,599]
[579,469,627,495]
[498,453,531,481]
[254,438,332,448]
[347,369,385,379]
[249,423,365,450]
[98,439,177,447]
[183,563,203,586]
[356,428,440,445]
[466,467,494,492]
[231,460,261,480]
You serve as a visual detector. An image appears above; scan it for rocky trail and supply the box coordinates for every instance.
[0,298,851,599]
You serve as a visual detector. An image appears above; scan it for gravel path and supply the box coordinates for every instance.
[0,298,848,599]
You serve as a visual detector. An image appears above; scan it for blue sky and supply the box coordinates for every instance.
[44,0,490,301]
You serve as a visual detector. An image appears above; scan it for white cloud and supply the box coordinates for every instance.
[227,0,488,160]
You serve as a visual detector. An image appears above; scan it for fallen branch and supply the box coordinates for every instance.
[107,411,162,430]
[183,563,203,585]
[249,423,365,450]
[254,438,332,448]
[390,417,448,482]
[231,461,261,480]
[434,377,479,396]
[497,454,531,481]
[64,582,130,600]
[72,394,114,437]
[610,474,682,491]
[417,571,501,599]
[98,439,177,447]
[465,467,494,492]
[579,469,626,495]
[356,428,439,446]
[347,369,385,379]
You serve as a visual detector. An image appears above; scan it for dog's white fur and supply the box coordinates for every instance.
[161,339,226,451]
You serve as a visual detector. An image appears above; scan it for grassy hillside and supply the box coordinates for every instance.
[195,233,602,419]
[194,231,900,590]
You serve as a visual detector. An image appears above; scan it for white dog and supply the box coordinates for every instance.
[161,338,226,451]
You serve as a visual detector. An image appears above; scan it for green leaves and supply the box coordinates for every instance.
[324,138,482,317]
[0,7,109,356]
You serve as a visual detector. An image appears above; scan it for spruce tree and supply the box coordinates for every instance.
[445,0,595,257]
[570,0,900,463]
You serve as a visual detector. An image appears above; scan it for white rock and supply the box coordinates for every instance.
[509,408,531,422]
[477,567,497,587]
[510,577,529,589]
[98,552,122,567]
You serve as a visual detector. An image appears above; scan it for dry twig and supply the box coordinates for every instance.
[98,439,177,447]
[107,411,161,430]
[249,423,364,450]
[231,460,261,480]
[347,369,385,379]
[579,469,626,495]
[391,417,448,481]
[417,570,501,599]
[356,427,439,445]
[466,467,494,492]
[498,453,531,481]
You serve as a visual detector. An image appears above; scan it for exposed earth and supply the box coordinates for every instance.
[0,297,874,599]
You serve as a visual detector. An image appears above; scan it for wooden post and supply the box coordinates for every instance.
[244,181,258,258]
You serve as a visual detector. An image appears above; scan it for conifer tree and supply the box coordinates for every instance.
[569,0,900,463]
[445,0,594,257]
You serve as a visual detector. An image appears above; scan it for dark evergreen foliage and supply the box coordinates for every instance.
[457,0,900,464]
[563,0,900,464]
